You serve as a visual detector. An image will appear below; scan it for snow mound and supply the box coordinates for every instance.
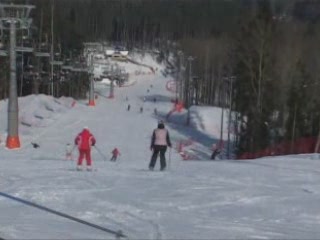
[18,94,75,128]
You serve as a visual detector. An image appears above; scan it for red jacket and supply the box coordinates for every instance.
[75,129,96,150]
[112,148,120,156]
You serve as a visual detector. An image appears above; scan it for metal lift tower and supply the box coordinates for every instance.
[0,3,34,149]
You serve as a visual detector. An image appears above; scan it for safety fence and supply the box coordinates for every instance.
[175,138,198,160]
[237,136,319,159]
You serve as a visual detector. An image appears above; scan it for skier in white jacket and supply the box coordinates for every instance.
[149,120,172,171]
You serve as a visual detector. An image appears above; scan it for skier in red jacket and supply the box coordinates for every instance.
[74,127,96,170]
[110,147,121,161]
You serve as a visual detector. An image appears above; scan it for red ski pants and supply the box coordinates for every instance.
[77,149,92,166]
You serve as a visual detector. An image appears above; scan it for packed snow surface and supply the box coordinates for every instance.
[0,54,320,239]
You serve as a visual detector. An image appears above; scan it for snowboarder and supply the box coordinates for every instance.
[211,143,221,160]
[149,120,172,171]
[74,126,96,171]
[65,143,74,160]
[127,104,131,111]
[110,147,121,161]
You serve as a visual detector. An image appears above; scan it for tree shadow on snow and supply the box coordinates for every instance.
[150,112,220,160]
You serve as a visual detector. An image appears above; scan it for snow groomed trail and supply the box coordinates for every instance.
[1,57,320,239]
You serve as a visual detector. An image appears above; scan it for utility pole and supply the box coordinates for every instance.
[227,76,235,159]
[88,53,95,106]
[193,76,199,105]
[219,78,225,150]
[20,36,24,96]
[186,56,193,108]
[0,4,35,149]
[108,64,116,99]
[109,78,115,98]
[50,0,54,96]
[108,64,117,98]
[178,51,184,102]
[186,56,194,126]
[175,51,179,102]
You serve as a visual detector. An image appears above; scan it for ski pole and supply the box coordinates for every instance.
[93,146,108,161]
[71,144,76,153]
[168,147,172,170]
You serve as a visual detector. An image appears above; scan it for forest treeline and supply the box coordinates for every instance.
[1,0,320,155]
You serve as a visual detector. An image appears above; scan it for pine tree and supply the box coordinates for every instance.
[233,0,277,154]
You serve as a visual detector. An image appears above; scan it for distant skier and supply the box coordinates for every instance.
[127,104,131,111]
[211,143,221,160]
[140,106,144,113]
[149,120,172,171]
[65,143,74,160]
[31,142,40,148]
[153,97,157,103]
[110,147,121,161]
[74,126,96,171]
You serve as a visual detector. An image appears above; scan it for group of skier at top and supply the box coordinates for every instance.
[69,120,172,171]
[126,84,158,115]
[126,96,157,114]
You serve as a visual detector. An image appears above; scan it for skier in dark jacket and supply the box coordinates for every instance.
[211,143,221,160]
[149,120,172,171]
[110,147,121,161]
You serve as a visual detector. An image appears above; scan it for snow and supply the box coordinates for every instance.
[1,53,320,239]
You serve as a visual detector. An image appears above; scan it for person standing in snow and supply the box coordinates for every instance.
[211,143,221,160]
[74,127,96,170]
[149,120,172,171]
[110,147,121,161]
[127,104,131,111]
[65,143,74,160]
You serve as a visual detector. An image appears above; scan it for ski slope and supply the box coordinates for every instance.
[1,54,320,239]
